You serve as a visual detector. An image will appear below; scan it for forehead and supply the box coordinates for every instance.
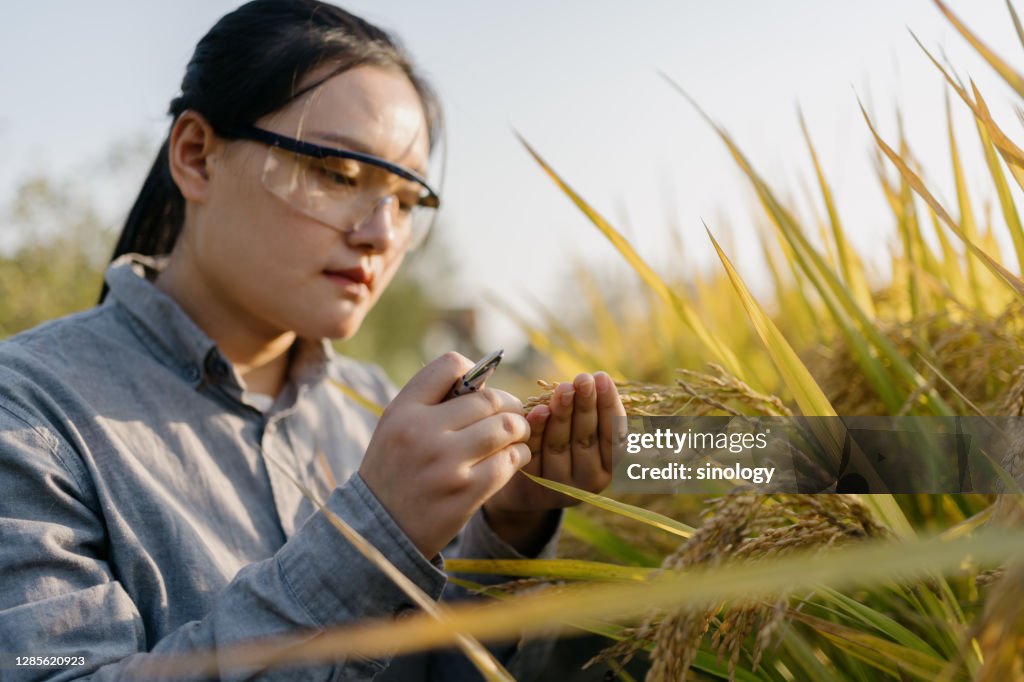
[260,64,430,173]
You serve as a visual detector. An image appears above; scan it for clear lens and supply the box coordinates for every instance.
[261,146,437,248]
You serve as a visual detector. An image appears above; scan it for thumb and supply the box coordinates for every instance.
[396,352,476,406]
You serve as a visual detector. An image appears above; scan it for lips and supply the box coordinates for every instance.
[323,266,374,296]
[326,267,373,286]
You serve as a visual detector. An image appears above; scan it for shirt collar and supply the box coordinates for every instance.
[103,253,333,399]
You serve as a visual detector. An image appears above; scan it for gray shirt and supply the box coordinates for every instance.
[0,255,556,680]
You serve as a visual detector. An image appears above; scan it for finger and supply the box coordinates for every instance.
[396,352,474,406]
[540,382,574,481]
[447,411,531,465]
[523,405,549,475]
[468,443,532,500]
[438,388,524,431]
[595,371,627,472]
[570,373,604,488]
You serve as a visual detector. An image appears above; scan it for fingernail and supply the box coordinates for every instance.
[578,380,594,398]
[560,390,575,406]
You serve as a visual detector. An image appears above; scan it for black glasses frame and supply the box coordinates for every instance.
[219,124,441,210]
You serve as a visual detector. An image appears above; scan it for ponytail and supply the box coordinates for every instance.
[98,139,184,302]
[99,0,443,304]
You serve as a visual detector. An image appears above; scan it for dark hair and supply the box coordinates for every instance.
[100,0,442,301]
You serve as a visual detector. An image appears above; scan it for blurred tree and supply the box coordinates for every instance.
[0,176,112,336]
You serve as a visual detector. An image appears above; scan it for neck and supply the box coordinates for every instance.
[155,251,296,397]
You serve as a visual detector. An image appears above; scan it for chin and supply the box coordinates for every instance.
[308,310,368,341]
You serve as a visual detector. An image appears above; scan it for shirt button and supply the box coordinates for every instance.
[211,358,229,379]
[185,366,200,382]
[395,605,418,620]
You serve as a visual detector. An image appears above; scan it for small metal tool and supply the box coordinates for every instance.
[443,349,504,401]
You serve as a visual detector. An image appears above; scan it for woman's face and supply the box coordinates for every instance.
[190,64,430,341]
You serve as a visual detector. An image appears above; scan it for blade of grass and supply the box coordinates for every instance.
[706,225,913,535]
[521,472,695,538]
[976,110,1024,273]
[787,609,955,680]
[514,131,746,382]
[1010,0,1024,52]
[445,559,654,582]
[260,443,514,681]
[665,73,951,415]
[946,91,989,313]
[928,208,971,305]
[932,0,1024,98]
[817,587,940,657]
[562,508,662,566]
[913,34,1024,193]
[329,378,384,416]
[485,293,591,378]
[778,625,845,682]
[143,527,1024,677]
[861,101,1024,301]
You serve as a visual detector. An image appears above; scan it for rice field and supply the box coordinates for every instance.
[120,2,1024,680]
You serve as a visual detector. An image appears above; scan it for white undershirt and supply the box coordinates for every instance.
[244,392,275,413]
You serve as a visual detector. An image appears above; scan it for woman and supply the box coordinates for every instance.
[0,0,625,679]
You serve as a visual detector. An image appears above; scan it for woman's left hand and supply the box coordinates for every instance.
[482,371,626,553]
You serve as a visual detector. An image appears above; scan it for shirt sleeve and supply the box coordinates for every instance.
[0,403,446,681]
[356,360,565,680]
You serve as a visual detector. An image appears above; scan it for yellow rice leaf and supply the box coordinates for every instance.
[485,294,591,378]
[707,227,913,536]
[759,226,821,345]
[664,74,947,415]
[329,378,384,416]
[445,559,653,582]
[913,34,1024,192]
[515,132,745,381]
[932,0,1024,99]
[142,527,1024,676]
[946,91,989,313]
[861,102,1024,301]
[261,445,514,681]
[928,208,970,305]
[799,109,875,317]
[976,105,1024,273]
[521,472,695,538]
[706,227,836,419]
[574,263,628,374]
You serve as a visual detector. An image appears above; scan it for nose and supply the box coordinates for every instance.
[347,196,398,253]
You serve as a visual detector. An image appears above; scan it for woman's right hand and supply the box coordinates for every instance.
[358,352,532,559]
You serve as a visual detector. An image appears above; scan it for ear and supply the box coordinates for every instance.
[167,110,221,203]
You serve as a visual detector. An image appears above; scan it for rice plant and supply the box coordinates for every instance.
[146,2,1024,679]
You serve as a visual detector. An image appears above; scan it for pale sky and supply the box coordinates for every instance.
[3,1,1022,351]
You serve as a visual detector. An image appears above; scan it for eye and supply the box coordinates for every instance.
[318,159,360,187]
[324,170,357,187]
[394,185,422,215]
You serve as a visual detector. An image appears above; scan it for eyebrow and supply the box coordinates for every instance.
[310,130,428,177]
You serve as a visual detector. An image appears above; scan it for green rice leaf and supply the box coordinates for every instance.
[787,609,955,680]
[562,508,662,566]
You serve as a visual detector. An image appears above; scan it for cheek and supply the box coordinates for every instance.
[206,182,321,279]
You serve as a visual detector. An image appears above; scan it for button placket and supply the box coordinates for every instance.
[258,416,313,539]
